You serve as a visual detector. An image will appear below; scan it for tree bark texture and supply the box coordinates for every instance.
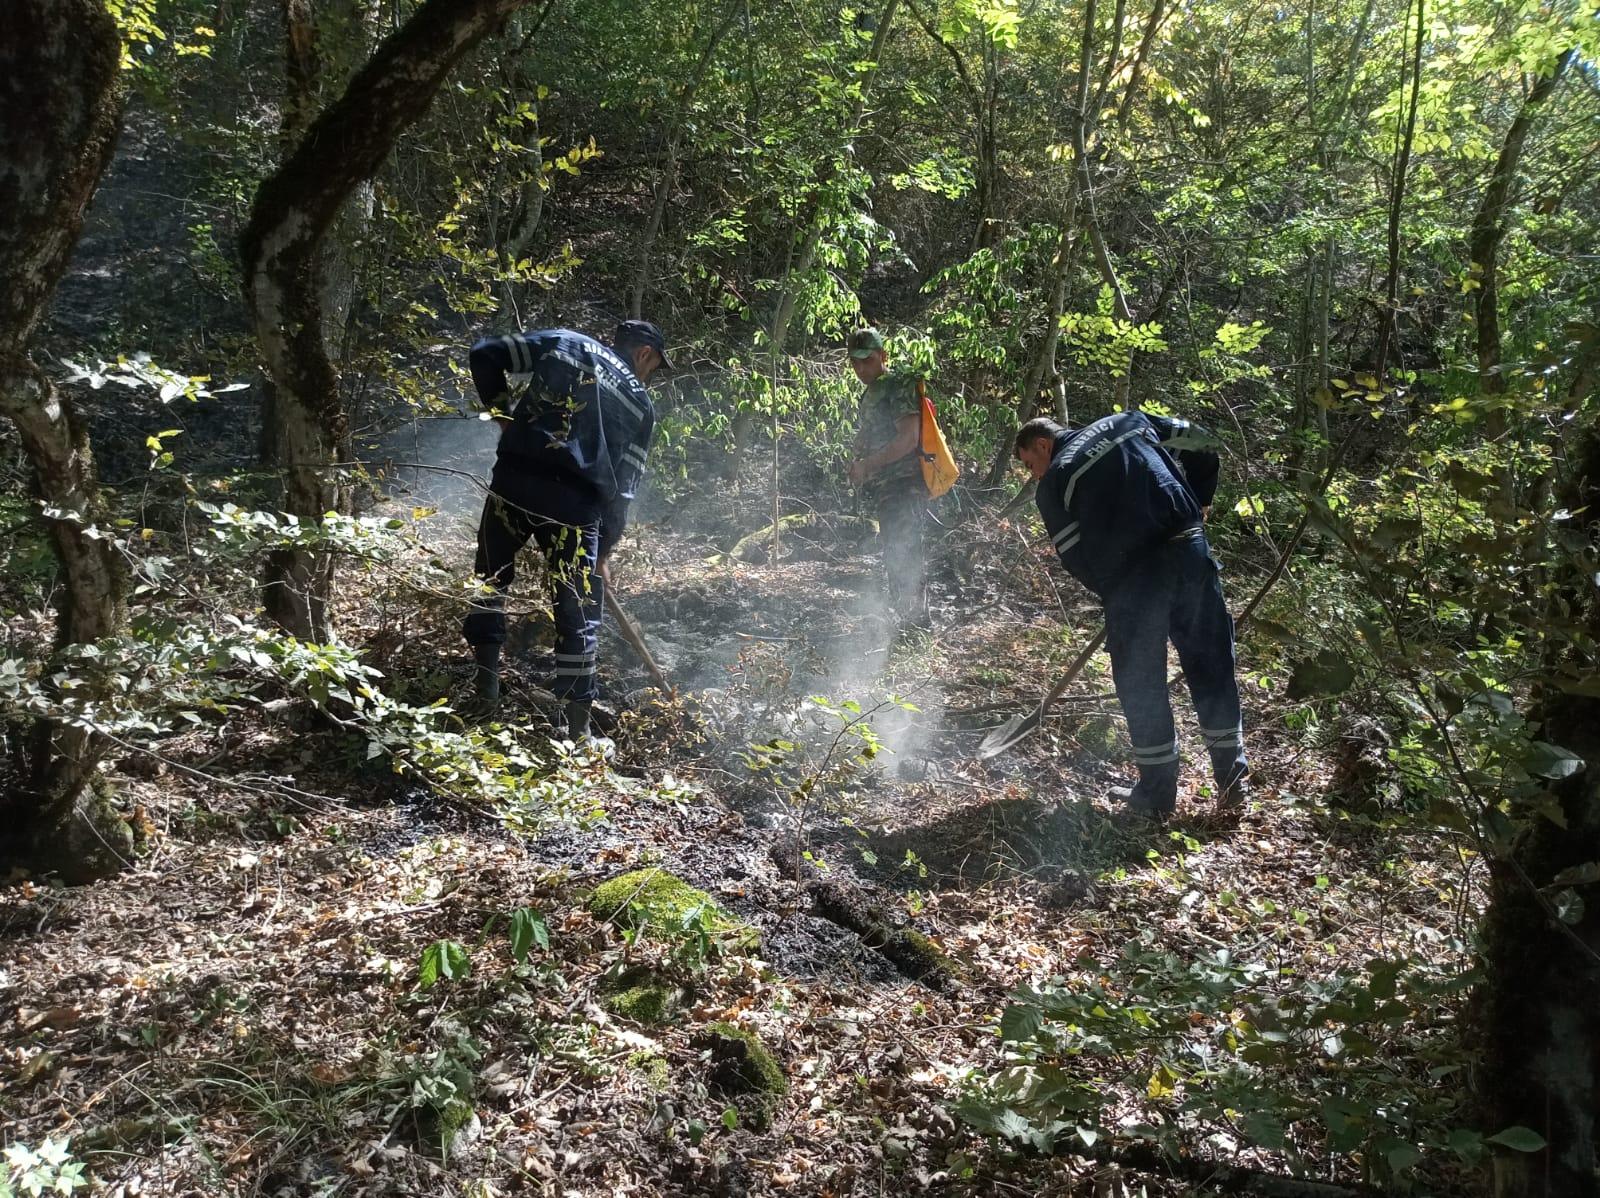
[240,0,534,639]
[1477,422,1600,1198]
[1371,0,1424,379]
[0,0,135,881]
[1469,49,1573,398]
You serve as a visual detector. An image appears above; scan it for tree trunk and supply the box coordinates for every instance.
[728,0,902,482]
[629,0,741,318]
[1477,421,1600,1198]
[1115,0,1169,128]
[1371,0,1424,380]
[985,0,1101,484]
[0,0,135,881]
[241,0,535,640]
[259,0,324,466]
[1469,49,1573,402]
[496,0,563,318]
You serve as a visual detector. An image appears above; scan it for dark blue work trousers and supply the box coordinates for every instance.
[464,465,603,702]
[1102,529,1245,804]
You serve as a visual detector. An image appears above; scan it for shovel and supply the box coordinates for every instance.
[978,627,1107,759]
[604,587,673,693]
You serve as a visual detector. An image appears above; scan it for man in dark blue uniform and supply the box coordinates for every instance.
[464,320,667,740]
[1015,413,1246,817]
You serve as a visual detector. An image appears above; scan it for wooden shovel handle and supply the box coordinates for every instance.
[604,587,672,693]
[1038,627,1108,717]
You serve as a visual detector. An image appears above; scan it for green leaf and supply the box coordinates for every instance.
[1524,741,1584,780]
[1556,674,1600,698]
[1486,1126,1547,1152]
[1552,888,1586,925]
[721,1106,740,1129]
[1551,862,1600,887]
[1287,651,1356,699]
[1000,1002,1044,1043]
[992,1108,1037,1143]
[1250,618,1294,643]
[509,907,550,964]
[1382,1138,1422,1172]
[1370,517,1422,549]
[418,939,470,988]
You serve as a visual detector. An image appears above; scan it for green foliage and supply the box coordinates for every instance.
[397,1024,482,1161]
[1,1140,88,1198]
[741,692,917,875]
[603,981,675,1025]
[703,1022,788,1097]
[417,939,471,989]
[1058,289,1169,379]
[959,941,1477,1185]
[508,907,551,965]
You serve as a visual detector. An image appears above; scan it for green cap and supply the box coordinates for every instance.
[847,327,886,359]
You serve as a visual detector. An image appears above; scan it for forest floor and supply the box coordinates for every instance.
[0,445,1480,1197]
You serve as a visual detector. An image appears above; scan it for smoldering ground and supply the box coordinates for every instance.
[358,407,954,813]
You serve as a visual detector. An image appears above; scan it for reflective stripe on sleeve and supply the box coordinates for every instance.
[1060,426,1150,509]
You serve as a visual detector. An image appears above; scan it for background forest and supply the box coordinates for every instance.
[2,0,1598,1195]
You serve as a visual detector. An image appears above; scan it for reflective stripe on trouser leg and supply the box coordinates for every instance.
[465,493,537,647]
[1167,533,1246,783]
[1104,548,1180,784]
[1132,739,1180,767]
[535,520,603,702]
[1199,723,1243,750]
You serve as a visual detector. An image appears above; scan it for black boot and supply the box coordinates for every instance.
[472,643,501,707]
[563,699,592,740]
[561,699,616,758]
[1109,761,1180,820]
[1211,752,1249,813]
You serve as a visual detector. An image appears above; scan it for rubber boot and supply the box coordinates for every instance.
[1210,751,1249,813]
[472,643,501,707]
[563,699,592,740]
[562,699,616,759]
[1109,760,1180,820]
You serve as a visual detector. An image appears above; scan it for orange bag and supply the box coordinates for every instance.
[917,378,960,499]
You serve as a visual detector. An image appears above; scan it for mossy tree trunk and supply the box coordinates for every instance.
[240,0,535,640]
[0,0,135,882]
[1477,422,1600,1198]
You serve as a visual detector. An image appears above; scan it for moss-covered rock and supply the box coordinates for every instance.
[626,1050,670,1091]
[587,868,757,951]
[604,982,675,1025]
[695,1022,787,1130]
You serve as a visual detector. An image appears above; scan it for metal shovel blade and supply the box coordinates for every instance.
[974,626,1108,762]
[978,711,1042,759]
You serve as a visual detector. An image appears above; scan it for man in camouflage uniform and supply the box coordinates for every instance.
[846,327,929,629]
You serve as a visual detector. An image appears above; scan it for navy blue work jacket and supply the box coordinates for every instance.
[469,329,655,552]
[1035,411,1220,598]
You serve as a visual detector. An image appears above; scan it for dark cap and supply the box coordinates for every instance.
[614,319,672,370]
[848,327,886,359]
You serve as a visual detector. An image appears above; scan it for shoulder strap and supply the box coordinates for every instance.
[916,377,929,457]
